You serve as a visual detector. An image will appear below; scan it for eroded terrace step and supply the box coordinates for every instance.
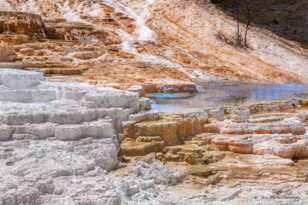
[211,154,300,183]
[204,120,305,135]
[197,133,308,159]
[123,113,209,146]
[248,112,295,123]
[0,107,132,125]
[0,69,144,143]
[0,119,114,141]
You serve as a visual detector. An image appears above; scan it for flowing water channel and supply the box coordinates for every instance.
[148,83,308,113]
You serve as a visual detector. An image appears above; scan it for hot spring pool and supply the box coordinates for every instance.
[148,83,308,113]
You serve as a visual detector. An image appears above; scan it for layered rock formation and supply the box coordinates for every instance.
[120,99,308,187]
[0,0,307,91]
[0,11,46,39]
[0,69,146,204]
[1,0,308,204]
[2,70,308,204]
[0,69,140,133]
[117,98,308,204]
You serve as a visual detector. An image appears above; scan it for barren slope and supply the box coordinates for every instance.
[1,0,308,89]
[148,0,308,81]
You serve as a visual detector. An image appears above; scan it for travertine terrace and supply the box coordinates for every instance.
[0,11,46,39]
[1,0,308,204]
[121,99,308,189]
[2,70,308,204]
[0,69,150,204]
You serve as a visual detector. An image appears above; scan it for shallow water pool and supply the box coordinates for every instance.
[148,83,308,113]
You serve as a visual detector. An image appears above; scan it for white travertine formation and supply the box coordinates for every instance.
[0,69,140,140]
[0,69,144,204]
[0,69,139,192]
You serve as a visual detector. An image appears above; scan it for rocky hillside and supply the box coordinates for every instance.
[0,0,308,90]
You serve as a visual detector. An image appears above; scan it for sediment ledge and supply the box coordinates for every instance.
[120,98,308,182]
[0,11,46,39]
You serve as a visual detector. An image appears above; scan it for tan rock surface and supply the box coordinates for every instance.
[121,99,308,186]
[0,0,307,90]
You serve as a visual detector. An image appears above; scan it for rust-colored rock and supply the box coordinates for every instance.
[43,67,89,75]
[0,44,17,62]
[0,34,30,44]
[121,138,165,157]
[45,20,94,41]
[123,114,209,146]
[0,11,46,39]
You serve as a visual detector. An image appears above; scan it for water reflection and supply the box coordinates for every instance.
[148,84,308,113]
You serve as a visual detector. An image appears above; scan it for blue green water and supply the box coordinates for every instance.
[148,84,308,113]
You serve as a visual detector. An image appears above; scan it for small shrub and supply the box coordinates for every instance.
[215,30,250,48]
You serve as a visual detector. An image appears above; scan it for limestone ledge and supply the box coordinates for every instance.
[0,11,46,39]
[121,98,308,163]
[0,68,148,205]
[0,69,141,141]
